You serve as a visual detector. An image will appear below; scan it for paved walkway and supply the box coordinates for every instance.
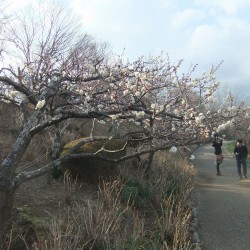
[194,141,250,250]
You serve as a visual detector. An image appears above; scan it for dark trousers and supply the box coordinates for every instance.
[236,158,247,176]
[216,163,220,172]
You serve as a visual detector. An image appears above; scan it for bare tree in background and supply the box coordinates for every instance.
[0,2,247,246]
[0,3,110,244]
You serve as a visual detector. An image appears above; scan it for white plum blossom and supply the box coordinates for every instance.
[217,119,234,132]
[35,99,45,110]
[165,105,171,112]
[151,103,158,109]
[231,106,237,111]
[121,67,129,74]
[226,120,233,127]
[169,146,177,153]
[174,109,180,116]
[143,119,150,128]
[207,95,214,103]
[217,124,227,132]
[61,70,67,77]
[224,94,233,103]
[158,105,164,111]
[195,116,202,124]
[189,155,195,160]
[155,117,163,121]
[97,120,106,125]
[132,85,137,91]
[199,113,205,120]
[134,72,140,79]
[184,111,191,120]
[97,104,104,110]
[185,108,195,119]
[51,75,59,82]
[207,95,217,103]
[135,91,141,97]
[110,114,120,120]
[139,73,147,81]
[123,90,129,96]
[132,111,145,119]
[85,95,91,101]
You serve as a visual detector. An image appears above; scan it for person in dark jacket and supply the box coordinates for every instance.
[212,133,223,176]
[234,139,248,179]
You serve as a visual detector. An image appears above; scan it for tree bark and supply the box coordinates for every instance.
[144,151,155,178]
[47,125,61,184]
[0,181,14,248]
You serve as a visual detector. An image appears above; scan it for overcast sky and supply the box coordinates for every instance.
[68,0,250,93]
[6,0,250,94]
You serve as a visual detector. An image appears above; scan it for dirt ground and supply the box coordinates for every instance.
[8,171,98,250]
[14,172,99,218]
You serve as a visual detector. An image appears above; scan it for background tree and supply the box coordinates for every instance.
[0,2,247,246]
[208,87,249,139]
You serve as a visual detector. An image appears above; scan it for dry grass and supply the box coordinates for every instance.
[61,170,82,206]
[27,151,198,250]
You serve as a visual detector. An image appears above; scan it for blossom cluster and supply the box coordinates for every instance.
[0,48,248,152]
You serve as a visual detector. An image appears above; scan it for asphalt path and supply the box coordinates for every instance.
[194,141,250,250]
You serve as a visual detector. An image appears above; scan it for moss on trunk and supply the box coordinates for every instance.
[61,138,126,182]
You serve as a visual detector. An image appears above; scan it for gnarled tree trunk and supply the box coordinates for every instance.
[0,181,14,248]
[0,113,40,247]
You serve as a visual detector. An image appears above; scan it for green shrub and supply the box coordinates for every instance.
[227,141,235,154]
[120,180,151,208]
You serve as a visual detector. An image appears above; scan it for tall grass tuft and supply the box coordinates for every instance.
[30,151,199,249]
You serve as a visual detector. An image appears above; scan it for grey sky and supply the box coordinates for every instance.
[6,0,250,93]
[68,0,250,93]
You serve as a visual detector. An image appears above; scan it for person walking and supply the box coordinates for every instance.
[212,133,223,176]
[234,139,248,179]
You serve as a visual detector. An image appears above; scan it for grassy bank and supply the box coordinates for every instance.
[9,152,199,250]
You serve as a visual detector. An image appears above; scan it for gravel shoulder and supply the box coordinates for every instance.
[194,141,250,250]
